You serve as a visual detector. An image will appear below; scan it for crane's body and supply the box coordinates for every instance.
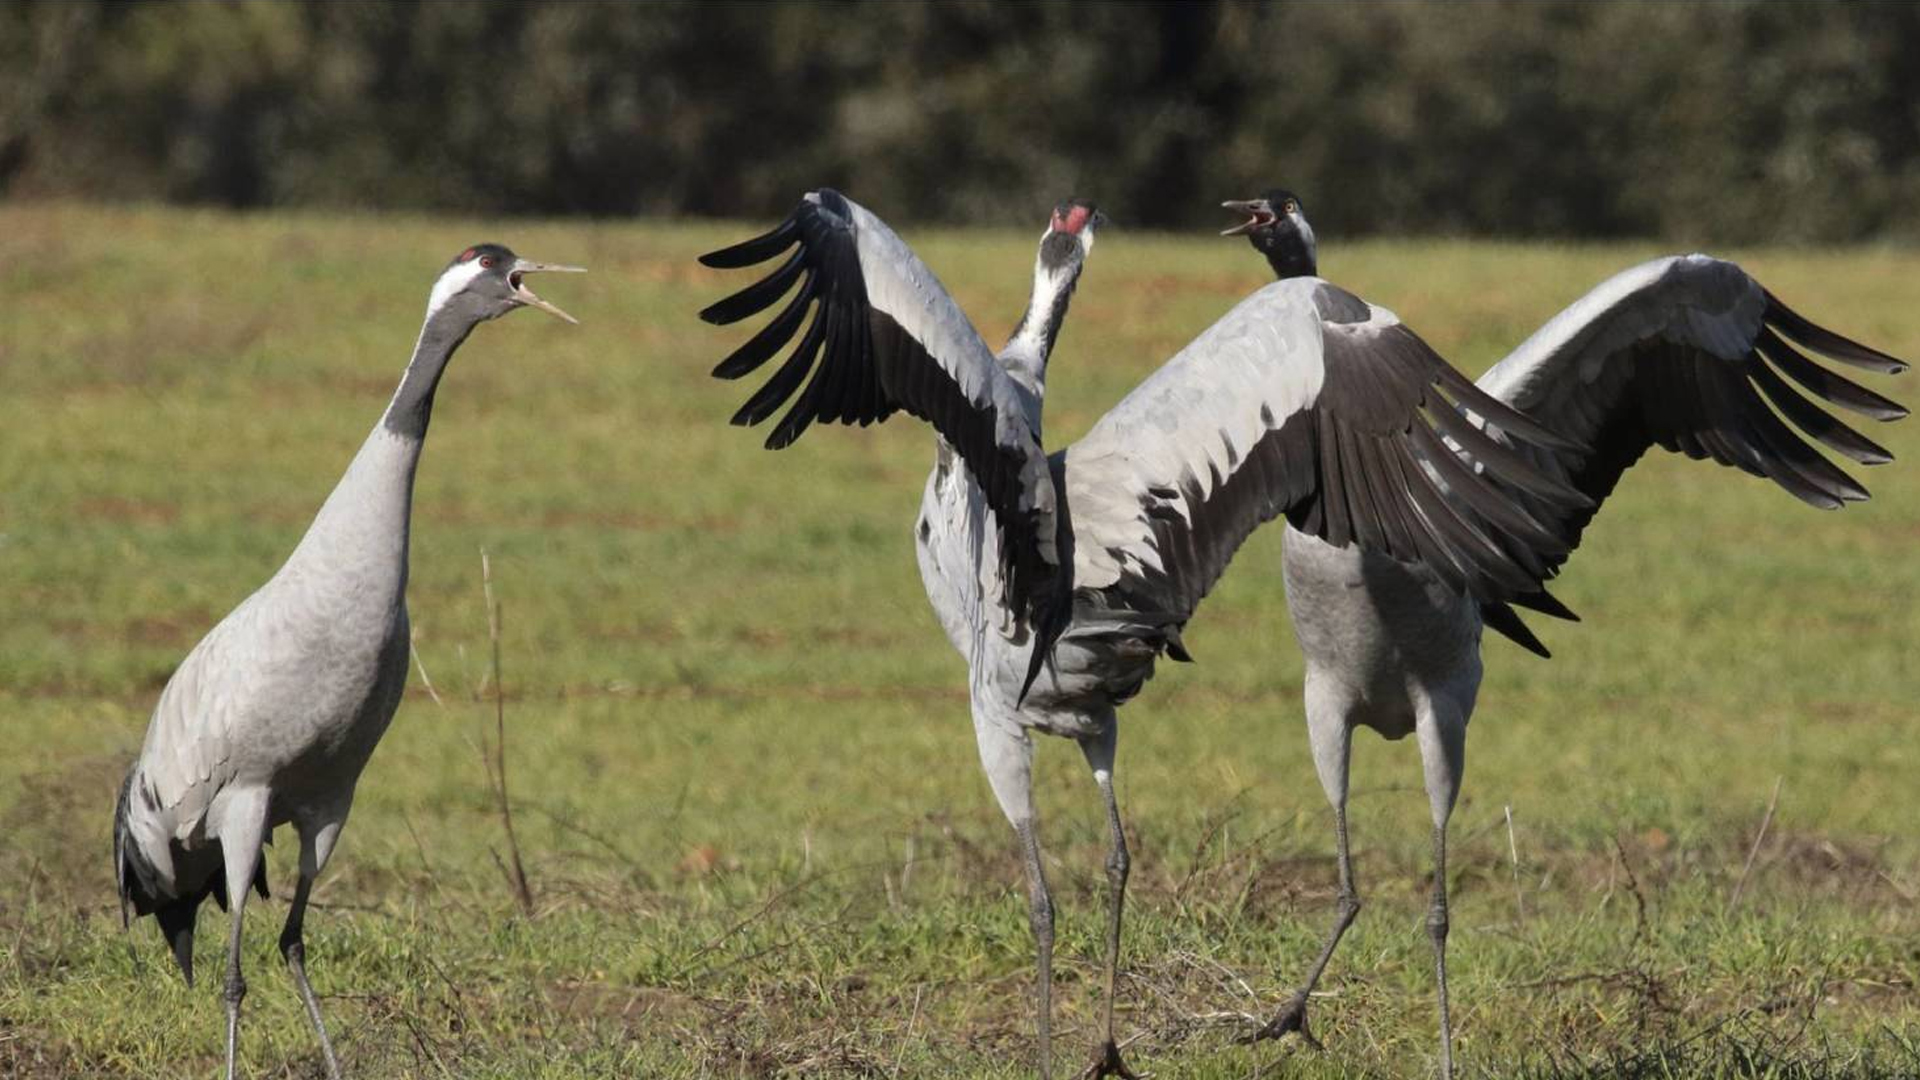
[1283,531,1481,741]
[1223,191,1909,1078]
[113,245,579,1080]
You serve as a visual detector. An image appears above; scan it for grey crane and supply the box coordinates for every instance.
[699,190,1590,1080]
[1222,188,1909,1076]
[112,245,581,1079]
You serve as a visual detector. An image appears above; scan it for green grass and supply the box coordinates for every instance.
[2,204,1918,1079]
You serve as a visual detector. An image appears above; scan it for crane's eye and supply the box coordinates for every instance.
[1282,200,1298,215]
[479,255,496,269]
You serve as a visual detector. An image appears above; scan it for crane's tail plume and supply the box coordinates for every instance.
[114,771,198,983]
[114,770,268,987]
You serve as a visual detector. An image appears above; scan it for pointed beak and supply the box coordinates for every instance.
[508,258,586,324]
[1219,199,1274,237]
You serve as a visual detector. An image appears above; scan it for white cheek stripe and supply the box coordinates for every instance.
[426,259,488,318]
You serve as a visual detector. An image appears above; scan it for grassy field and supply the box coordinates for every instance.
[2,204,1917,1079]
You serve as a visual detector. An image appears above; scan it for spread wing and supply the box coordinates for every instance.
[699,189,1068,688]
[1474,254,1908,571]
[1064,278,1592,627]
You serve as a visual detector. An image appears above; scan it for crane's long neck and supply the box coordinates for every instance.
[1262,221,1318,280]
[383,304,477,439]
[283,303,478,588]
[999,247,1085,422]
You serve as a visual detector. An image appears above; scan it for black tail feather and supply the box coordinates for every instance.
[114,769,267,987]
[1480,600,1553,659]
[156,898,200,986]
[1509,587,1580,622]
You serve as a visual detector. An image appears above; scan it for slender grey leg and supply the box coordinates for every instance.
[1078,725,1138,1080]
[223,881,250,1080]
[1246,800,1358,1048]
[219,795,269,1080]
[1248,704,1358,1048]
[1015,817,1056,1080]
[1428,823,1453,1080]
[975,711,1059,1079]
[282,874,344,1078]
[1417,695,1466,1080]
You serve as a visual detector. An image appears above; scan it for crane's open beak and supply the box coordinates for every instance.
[509,258,586,324]
[1220,199,1275,236]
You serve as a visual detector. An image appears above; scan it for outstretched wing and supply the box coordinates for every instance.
[700,190,1068,687]
[1474,254,1908,571]
[1065,278,1591,628]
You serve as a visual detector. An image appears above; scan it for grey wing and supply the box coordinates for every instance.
[1065,278,1590,627]
[700,189,1068,683]
[1474,254,1908,570]
[131,609,255,840]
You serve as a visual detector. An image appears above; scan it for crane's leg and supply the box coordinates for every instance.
[1248,680,1358,1048]
[218,791,270,1080]
[1415,699,1466,1080]
[1077,720,1139,1080]
[976,716,1056,1080]
[284,818,346,1080]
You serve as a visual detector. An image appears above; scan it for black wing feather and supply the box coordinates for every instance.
[700,190,1069,685]
[1763,290,1909,375]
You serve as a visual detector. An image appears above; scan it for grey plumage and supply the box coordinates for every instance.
[113,244,580,1080]
[1223,192,1909,1078]
[702,191,1580,1080]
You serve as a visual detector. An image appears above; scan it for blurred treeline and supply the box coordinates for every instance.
[5,0,1919,243]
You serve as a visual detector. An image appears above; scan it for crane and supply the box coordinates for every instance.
[1221,188,1908,1077]
[112,244,581,1080]
[699,190,1586,1079]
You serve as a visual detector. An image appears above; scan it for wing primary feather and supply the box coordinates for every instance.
[1480,601,1552,659]
[1747,354,1894,465]
[1764,291,1910,375]
[711,275,815,379]
[1427,397,1593,510]
[767,282,848,448]
[698,246,807,325]
[1372,441,1476,591]
[1313,414,1356,549]
[1510,588,1579,620]
[733,301,829,433]
[1759,328,1909,421]
[1335,429,1392,554]
[1434,364,1587,453]
[698,216,801,269]
[1696,356,1774,473]
[1393,443,1533,599]
[1354,432,1429,565]
[1724,370,1867,506]
[849,282,885,422]
[1672,351,1760,471]
[1408,422,1568,562]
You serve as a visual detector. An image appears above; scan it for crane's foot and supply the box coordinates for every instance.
[1238,992,1322,1050]
[1079,1038,1144,1080]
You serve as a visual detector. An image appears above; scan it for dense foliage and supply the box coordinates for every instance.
[5,1,1920,243]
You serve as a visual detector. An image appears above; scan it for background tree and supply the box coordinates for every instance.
[4,0,1919,243]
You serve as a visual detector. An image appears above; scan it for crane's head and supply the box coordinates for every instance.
[1221,188,1318,280]
[1040,197,1104,275]
[1003,198,1105,379]
[428,244,585,326]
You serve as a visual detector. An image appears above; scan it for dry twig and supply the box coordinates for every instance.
[1728,775,1784,913]
[479,549,534,917]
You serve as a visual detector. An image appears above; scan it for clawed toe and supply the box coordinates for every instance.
[1238,994,1322,1050]
[1080,1039,1144,1080]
